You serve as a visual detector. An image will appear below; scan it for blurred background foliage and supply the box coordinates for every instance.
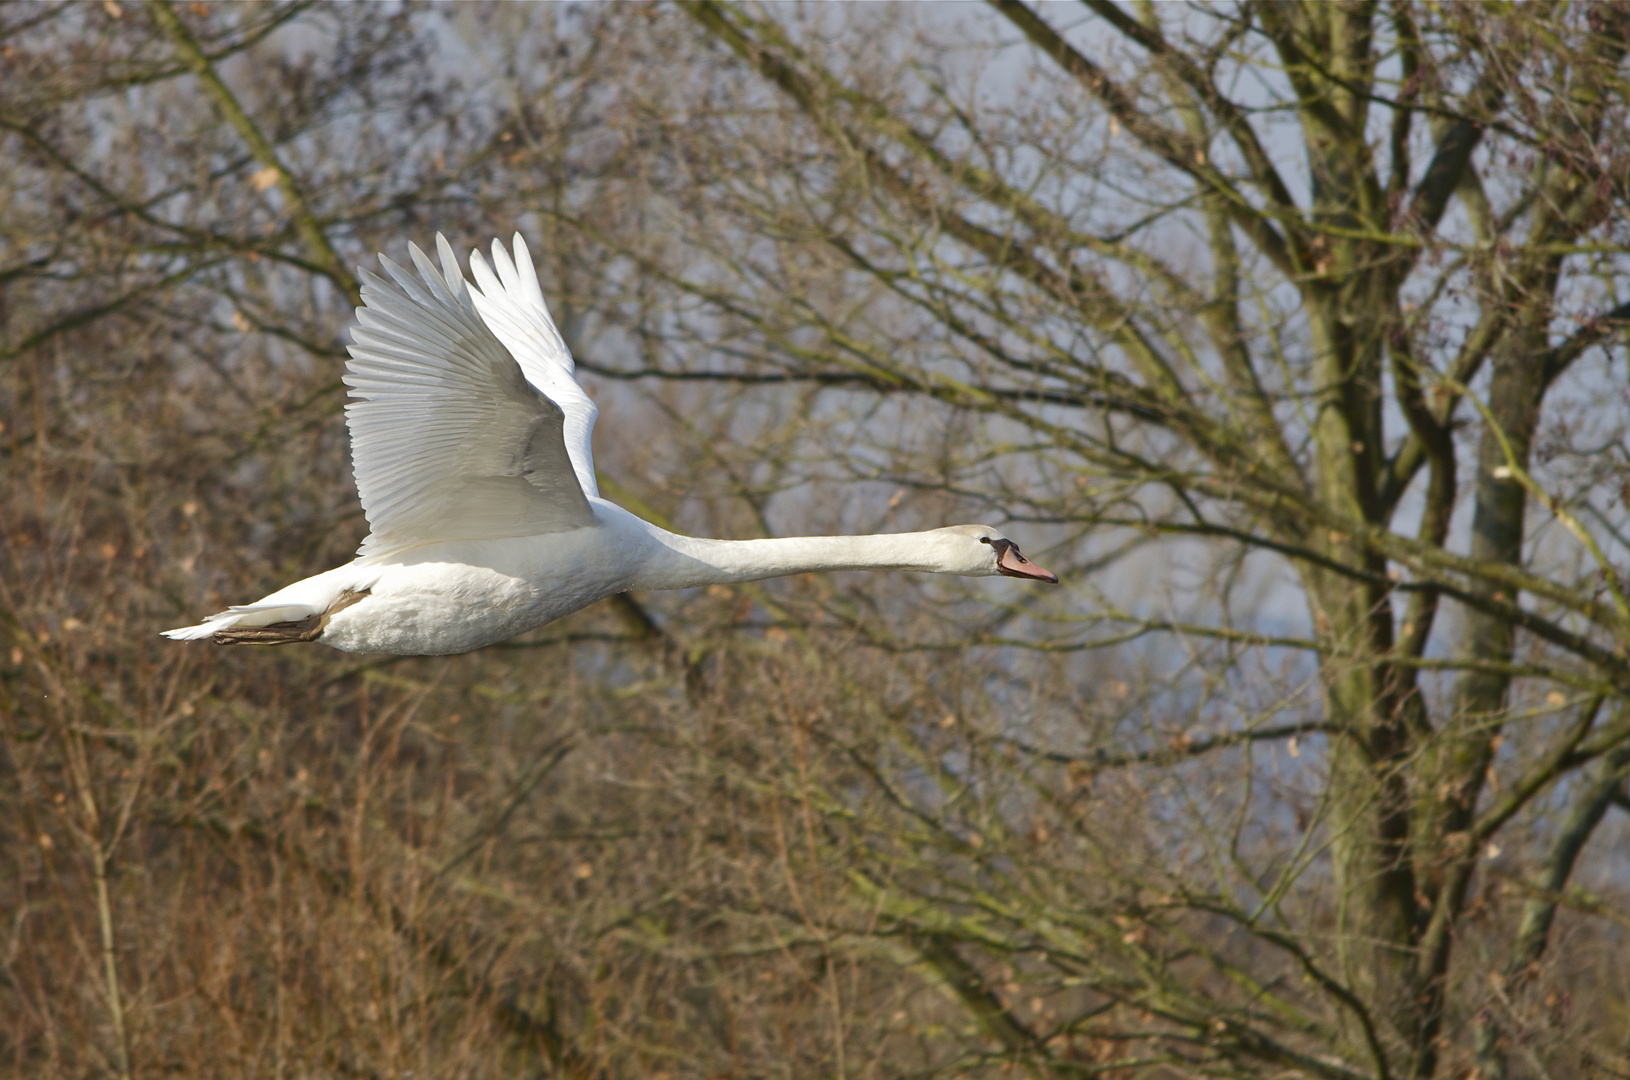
[3,3,1630,1078]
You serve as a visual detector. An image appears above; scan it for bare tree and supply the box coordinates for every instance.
[546,2,1630,1076]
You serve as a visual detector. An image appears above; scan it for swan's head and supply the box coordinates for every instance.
[934,525,1058,583]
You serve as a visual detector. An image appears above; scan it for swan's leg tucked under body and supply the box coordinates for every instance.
[210,589,372,646]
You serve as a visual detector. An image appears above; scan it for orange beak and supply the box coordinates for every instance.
[996,542,1058,584]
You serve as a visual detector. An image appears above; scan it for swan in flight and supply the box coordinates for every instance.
[163,235,1057,655]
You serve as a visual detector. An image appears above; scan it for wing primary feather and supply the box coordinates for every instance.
[379,255,450,319]
[509,234,568,365]
[357,264,511,382]
[434,233,475,312]
[490,237,521,294]
[406,242,468,317]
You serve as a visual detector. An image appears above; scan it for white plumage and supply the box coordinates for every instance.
[163,234,1056,655]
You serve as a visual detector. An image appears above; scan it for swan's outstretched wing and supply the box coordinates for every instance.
[465,234,600,498]
[344,237,596,555]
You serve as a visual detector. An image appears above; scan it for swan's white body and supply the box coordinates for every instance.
[164,235,1056,656]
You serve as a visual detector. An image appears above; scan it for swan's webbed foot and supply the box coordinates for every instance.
[212,589,370,646]
[212,614,323,645]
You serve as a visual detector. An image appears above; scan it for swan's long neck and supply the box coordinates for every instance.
[631,530,955,590]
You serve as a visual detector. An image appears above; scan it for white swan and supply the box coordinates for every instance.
[163,235,1057,656]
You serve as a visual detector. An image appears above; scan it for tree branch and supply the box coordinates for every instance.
[147,0,358,306]
[991,0,1300,279]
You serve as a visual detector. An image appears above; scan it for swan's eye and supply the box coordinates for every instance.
[978,536,993,545]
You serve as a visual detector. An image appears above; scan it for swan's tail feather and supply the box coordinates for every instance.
[160,620,226,641]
